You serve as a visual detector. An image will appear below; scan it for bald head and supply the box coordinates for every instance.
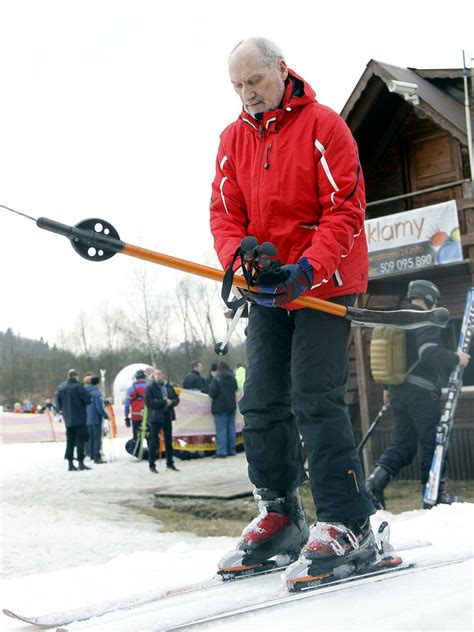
[229,38,285,68]
[229,37,288,117]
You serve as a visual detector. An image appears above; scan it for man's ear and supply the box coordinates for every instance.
[279,60,289,81]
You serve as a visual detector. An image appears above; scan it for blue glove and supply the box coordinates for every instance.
[252,257,314,307]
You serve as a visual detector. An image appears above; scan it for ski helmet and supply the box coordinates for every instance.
[135,369,146,379]
[407,280,440,308]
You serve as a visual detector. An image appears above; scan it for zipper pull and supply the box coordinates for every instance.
[264,143,272,169]
[348,469,360,493]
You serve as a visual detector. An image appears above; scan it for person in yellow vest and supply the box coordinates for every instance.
[235,364,246,390]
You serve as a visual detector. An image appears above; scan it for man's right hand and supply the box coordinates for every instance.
[125,417,131,427]
[253,258,313,307]
[383,389,390,406]
[457,350,471,367]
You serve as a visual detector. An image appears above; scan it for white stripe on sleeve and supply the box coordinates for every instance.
[315,139,339,192]
[219,177,229,215]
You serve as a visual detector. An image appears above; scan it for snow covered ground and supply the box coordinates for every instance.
[1,438,473,631]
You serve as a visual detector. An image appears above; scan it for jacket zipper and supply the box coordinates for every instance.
[264,143,272,169]
[254,125,267,232]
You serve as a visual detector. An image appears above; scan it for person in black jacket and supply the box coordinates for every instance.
[366,280,470,508]
[208,361,238,458]
[145,368,180,473]
[182,361,207,391]
[56,369,92,471]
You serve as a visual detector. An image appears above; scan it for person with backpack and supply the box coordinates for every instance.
[208,361,239,458]
[366,280,470,509]
[124,370,148,440]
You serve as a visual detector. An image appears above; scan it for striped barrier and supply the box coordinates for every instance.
[1,390,245,451]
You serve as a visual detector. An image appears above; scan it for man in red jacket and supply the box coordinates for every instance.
[210,38,376,580]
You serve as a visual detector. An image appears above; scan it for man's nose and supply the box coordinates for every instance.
[242,85,256,103]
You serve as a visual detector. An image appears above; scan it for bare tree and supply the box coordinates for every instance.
[122,265,172,367]
[71,311,94,363]
[98,306,126,353]
[176,278,201,357]
[192,279,220,345]
[175,277,222,352]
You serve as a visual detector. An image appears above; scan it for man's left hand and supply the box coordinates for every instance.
[252,257,313,307]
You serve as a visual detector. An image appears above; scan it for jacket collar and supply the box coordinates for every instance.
[239,69,316,131]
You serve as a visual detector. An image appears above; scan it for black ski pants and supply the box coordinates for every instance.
[239,300,374,522]
[132,420,142,440]
[379,383,441,485]
[64,424,89,462]
[148,417,174,467]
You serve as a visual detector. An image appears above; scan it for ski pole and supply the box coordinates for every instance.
[45,407,57,442]
[356,404,390,455]
[1,206,450,329]
[214,303,246,355]
[100,369,113,462]
[138,406,148,461]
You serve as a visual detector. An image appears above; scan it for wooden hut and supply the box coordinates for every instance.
[342,60,474,479]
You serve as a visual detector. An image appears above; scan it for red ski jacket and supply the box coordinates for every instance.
[210,69,368,306]
[125,378,146,422]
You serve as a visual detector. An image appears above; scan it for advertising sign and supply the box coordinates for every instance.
[365,200,462,279]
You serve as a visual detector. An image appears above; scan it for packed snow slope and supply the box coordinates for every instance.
[1,439,472,631]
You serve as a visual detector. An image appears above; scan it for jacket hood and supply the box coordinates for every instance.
[283,69,317,107]
[239,68,316,128]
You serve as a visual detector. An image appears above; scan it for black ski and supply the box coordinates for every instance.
[423,287,474,506]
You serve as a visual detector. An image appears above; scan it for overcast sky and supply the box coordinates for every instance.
[1,0,473,344]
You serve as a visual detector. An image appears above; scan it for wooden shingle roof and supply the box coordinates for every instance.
[341,59,472,146]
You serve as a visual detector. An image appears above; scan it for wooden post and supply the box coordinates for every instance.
[353,322,374,475]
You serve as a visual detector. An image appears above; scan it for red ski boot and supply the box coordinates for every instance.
[284,518,404,592]
[218,487,309,579]
[301,517,377,570]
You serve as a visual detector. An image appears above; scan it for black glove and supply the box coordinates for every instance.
[252,257,314,307]
[125,417,131,428]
